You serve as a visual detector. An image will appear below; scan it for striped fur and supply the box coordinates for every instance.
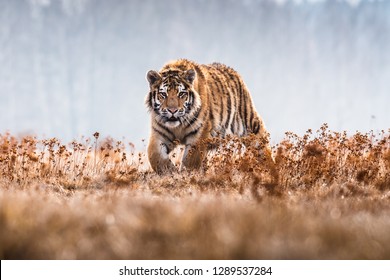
[146,59,269,173]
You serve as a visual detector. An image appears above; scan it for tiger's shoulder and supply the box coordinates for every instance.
[161,59,240,77]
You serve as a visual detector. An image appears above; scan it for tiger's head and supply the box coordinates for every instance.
[146,69,201,128]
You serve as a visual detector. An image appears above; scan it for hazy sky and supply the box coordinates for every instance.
[0,0,389,148]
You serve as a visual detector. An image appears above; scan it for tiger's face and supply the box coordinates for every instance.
[146,69,201,128]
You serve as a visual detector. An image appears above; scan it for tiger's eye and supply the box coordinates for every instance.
[179,92,187,98]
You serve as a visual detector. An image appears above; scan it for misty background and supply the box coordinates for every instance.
[0,0,389,148]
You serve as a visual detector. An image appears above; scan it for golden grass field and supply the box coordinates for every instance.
[1,124,390,259]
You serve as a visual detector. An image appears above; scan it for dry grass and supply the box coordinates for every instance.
[1,124,390,259]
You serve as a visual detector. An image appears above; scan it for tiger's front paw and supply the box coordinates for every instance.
[181,145,203,171]
[149,157,176,174]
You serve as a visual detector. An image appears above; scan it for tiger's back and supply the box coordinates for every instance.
[201,62,266,138]
[146,59,268,173]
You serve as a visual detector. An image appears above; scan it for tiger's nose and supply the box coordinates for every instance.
[167,108,178,114]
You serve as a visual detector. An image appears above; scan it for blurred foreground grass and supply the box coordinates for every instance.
[1,125,390,259]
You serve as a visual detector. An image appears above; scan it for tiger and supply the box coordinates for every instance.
[145,59,270,174]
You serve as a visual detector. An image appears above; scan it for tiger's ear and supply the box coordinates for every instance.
[183,69,196,84]
[146,70,162,87]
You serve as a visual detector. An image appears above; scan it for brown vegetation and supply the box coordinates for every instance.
[1,124,390,259]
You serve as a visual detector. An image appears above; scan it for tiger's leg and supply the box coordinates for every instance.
[250,117,278,183]
[253,122,275,164]
[147,134,175,174]
[181,143,205,171]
